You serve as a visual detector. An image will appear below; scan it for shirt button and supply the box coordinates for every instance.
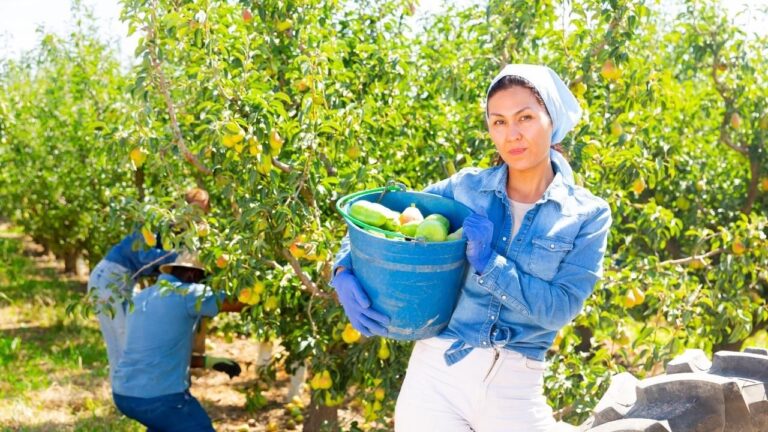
[490,315,495,320]
[550,244,555,249]
[482,341,488,346]
[501,295,507,300]
[478,279,484,284]
[502,237,507,241]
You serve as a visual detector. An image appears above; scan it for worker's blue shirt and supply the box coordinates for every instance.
[104,230,177,279]
[112,274,224,398]
[334,155,611,365]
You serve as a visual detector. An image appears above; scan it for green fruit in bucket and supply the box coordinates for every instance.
[399,203,424,225]
[349,200,391,227]
[446,227,463,241]
[425,213,450,231]
[399,220,420,237]
[415,219,448,242]
[383,211,401,231]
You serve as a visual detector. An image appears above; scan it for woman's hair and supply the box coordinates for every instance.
[487,75,550,118]
[487,75,567,165]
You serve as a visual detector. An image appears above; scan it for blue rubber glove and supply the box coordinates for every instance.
[462,213,495,274]
[330,269,389,337]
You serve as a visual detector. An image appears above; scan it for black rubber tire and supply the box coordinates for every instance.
[576,347,768,432]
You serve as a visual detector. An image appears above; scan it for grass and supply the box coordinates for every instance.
[0,236,141,431]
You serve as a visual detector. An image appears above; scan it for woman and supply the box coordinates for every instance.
[332,64,611,431]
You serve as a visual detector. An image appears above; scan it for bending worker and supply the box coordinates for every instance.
[111,252,245,431]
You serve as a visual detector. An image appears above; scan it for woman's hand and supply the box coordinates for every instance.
[463,213,494,274]
[331,269,390,337]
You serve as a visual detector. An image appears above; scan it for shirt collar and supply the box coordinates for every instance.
[479,161,570,209]
[479,164,508,192]
[540,169,569,209]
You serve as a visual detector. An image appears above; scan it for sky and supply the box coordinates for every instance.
[0,0,135,63]
[0,0,766,66]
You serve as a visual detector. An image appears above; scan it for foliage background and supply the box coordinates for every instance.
[1,0,766,428]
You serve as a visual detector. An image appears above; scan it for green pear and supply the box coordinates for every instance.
[425,213,450,231]
[383,210,401,231]
[399,220,420,237]
[399,204,424,225]
[415,219,448,242]
[446,227,463,241]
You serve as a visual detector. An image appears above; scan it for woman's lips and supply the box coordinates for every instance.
[508,148,526,155]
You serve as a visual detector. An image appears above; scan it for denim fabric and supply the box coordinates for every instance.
[424,158,611,364]
[113,390,214,432]
[333,153,611,365]
[105,230,177,279]
[88,259,132,382]
[112,274,224,398]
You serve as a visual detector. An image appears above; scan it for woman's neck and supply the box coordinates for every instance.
[506,163,555,203]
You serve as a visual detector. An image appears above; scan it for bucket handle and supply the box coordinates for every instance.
[336,182,424,242]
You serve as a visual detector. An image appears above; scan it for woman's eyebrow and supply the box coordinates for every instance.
[488,106,534,117]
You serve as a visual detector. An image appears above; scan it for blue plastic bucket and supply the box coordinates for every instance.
[338,187,473,340]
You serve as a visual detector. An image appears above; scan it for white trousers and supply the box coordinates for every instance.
[87,259,131,382]
[395,338,556,432]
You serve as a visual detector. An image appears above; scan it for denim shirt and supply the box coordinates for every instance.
[104,230,178,279]
[112,274,224,398]
[333,155,611,365]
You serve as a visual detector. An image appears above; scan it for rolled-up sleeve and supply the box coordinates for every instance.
[332,234,353,276]
[185,284,225,318]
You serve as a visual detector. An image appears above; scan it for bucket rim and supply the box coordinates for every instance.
[339,188,472,244]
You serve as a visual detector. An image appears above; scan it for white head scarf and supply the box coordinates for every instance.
[485,64,582,145]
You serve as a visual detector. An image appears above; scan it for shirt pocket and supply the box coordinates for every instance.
[526,237,573,281]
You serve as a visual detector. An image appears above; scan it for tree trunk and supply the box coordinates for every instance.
[574,325,594,355]
[134,166,145,201]
[713,320,768,353]
[193,318,207,356]
[63,251,81,275]
[303,399,338,432]
[713,340,744,353]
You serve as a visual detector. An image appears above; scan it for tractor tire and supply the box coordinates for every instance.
[573,347,768,432]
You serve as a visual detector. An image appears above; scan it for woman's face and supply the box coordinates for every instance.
[487,86,553,175]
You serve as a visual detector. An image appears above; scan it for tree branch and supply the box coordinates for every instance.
[272,157,292,173]
[553,404,574,421]
[710,51,734,105]
[718,111,749,155]
[569,18,621,87]
[264,259,281,269]
[130,250,176,280]
[282,248,330,299]
[146,1,211,176]
[658,247,726,267]
[742,158,761,214]
[710,47,759,215]
[317,152,337,176]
